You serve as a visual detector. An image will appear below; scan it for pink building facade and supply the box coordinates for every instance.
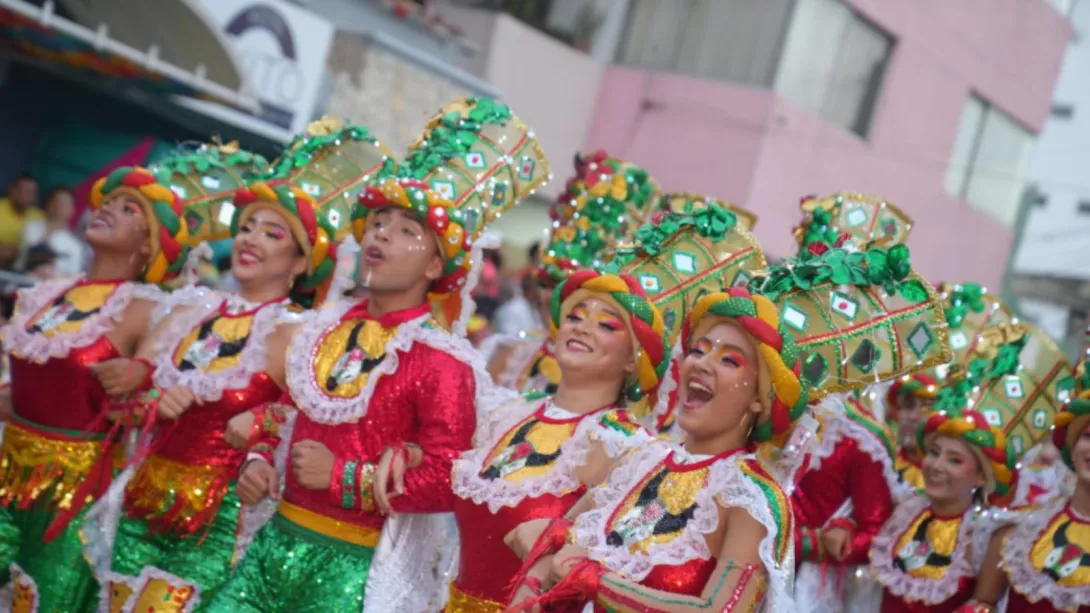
[438,0,1071,287]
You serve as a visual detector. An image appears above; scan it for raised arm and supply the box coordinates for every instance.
[956,526,1012,612]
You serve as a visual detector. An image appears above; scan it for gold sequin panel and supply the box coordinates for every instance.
[312,319,399,399]
[0,422,110,510]
[26,283,118,338]
[893,510,962,580]
[1029,510,1090,587]
[171,312,257,373]
[608,465,709,554]
[479,417,577,484]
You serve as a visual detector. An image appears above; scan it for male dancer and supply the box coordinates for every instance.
[207,97,548,612]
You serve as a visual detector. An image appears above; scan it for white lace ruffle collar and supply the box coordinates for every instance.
[1002,499,1090,613]
[574,443,794,612]
[454,398,649,513]
[1,276,165,364]
[286,298,517,425]
[151,290,304,403]
[870,494,982,605]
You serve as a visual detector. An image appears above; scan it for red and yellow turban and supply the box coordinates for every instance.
[231,181,336,295]
[681,288,809,448]
[886,373,938,419]
[90,166,190,284]
[918,408,1014,498]
[549,269,668,401]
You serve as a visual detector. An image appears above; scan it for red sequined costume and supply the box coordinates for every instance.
[570,442,795,612]
[0,277,164,611]
[782,394,903,612]
[871,494,996,613]
[448,397,651,611]
[208,298,494,612]
[95,290,303,610]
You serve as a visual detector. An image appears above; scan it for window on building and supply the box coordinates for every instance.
[1078,200,1090,215]
[1035,192,1049,208]
[774,0,894,137]
[944,94,1035,226]
[619,0,894,138]
[618,0,796,86]
[1051,103,1075,119]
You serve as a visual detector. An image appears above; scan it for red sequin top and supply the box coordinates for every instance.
[260,301,477,532]
[124,298,290,535]
[10,336,118,432]
[449,401,649,607]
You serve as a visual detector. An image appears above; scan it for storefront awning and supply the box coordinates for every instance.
[0,0,257,110]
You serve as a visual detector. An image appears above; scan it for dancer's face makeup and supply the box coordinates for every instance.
[922,435,985,506]
[85,193,152,259]
[555,297,635,386]
[677,320,762,441]
[359,208,443,293]
[231,207,307,292]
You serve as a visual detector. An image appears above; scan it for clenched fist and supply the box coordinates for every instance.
[237,460,279,505]
[157,385,197,420]
[89,358,149,397]
[291,440,335,490]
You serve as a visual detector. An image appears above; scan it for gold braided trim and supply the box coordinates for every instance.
[0,422,111,510]
[446,583,505,613]
[277,501,381,548]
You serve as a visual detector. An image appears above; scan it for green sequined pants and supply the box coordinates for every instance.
[0,501,98,613]
[204,512,375,612]
[109,486,243,610]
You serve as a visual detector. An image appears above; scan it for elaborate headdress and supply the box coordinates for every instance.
[1054,358,1090,472]
[89,166,191,284]
[535,151,659,285]
[682,243,950,447]
[548,269,668,402]
[657,192,758,231]
[230,181,337,298]
[923,322,1071,498]
[794,192,914,256]
[933,282,1014,381]
[356,97,550,331]
[151,141,270,246]
[274,116,396,242]
[605,200,766,429]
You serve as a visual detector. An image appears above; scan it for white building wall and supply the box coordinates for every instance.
[1015,0,1090,280]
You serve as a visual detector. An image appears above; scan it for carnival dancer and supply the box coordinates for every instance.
[447,266,669,612]
[781,192,948,613]
[871,321,1070,613]
[508,236,948,612]
[485,151,659,396]
[888,373,939,490]
[954,360,1089,613]
[0,165,190,612]
[93,175,345,610]
[205,96,548,613]
[616,195,764,434]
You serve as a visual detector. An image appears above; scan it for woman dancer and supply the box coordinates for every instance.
[959,358,1090,613]
[0,166,189,612]
[447,268,669,612]
[508,287,803,612]
[485,152,658,396]
[94,179,337,612]
[871,323,1063,613]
